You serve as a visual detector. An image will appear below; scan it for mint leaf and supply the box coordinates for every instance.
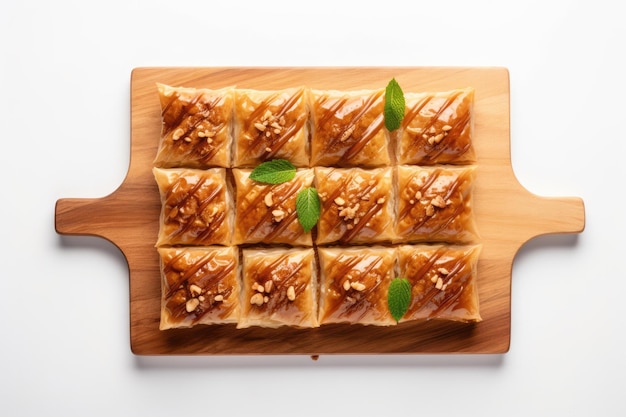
[249,159,296,184]
[387,277,411,322]
[384,78,405,131]
[295,187,320,233]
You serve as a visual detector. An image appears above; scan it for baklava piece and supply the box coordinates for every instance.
[397,88,476,165]
[233,168,314,246]
[315,167,395,245]
[395,165,478,244]
[158,246,240,330]
[317,246,396,326]
[153,168,232,247]
[396,244,482,323]
[310,89,391,167]
[154,83,233,168]
[233,87,309,167]
[238,248,318,329]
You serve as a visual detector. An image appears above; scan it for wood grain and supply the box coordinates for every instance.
[54,67,585,356]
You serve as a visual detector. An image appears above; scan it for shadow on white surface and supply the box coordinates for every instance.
[133,353,505,369]
[514,232,582,266]
[56,234,129,270]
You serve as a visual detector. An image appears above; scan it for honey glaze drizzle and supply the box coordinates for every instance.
[251,254,306,312]
[403,90,472,161]
[404,247,475,318]
[316,90,384,161]
[163,249,237,321]
[323,254,386,320]
[241,176,304,241]
[164,174,226,241]
[398,168,469,237]
[241,89,306,161]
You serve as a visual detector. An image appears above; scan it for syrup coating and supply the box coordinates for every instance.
[158,246,240,330]
[310,89,390,167]
[154,83,233,168]
[238,248,318,329]
[396,244,481,323]
[233,87,309,167]
[317,246,396,326]
[153,168,232,247]
[397,88,475,165]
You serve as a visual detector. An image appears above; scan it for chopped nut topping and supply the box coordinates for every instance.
[198,295,205,302]
[442,124,453,131]
[250,293,264,306]
[438,267,450,275]
[214,294,224,302]
[339,125,356,142]
[377,197,385,205]
[334,197,346,206]
[435,277,444,290]
[414,191,422,200]
[343,280,351,291]
[183,136,192,143]
[428,126,436,134]
[185,298,200,313]
[431,195,446,208]
[189,284,202,296]
[264,192,274,207]
[254,122,267,132]
[263,296,269,303]
[350,282,366,291]
[272,209,286,222]
[430,276,438,283]
[264,280,273,293]
[426,204,435,217]
[172,128,185,141]
[287,285,296,301]
[338,203,360,221]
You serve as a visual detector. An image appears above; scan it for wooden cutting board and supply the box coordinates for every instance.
[54,67,585,356]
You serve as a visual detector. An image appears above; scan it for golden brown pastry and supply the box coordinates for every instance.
[153,168,232,247]
[395,165,478,244]
[315,167,395,245]
[397,88,475,165]
[233,87,309,167]
[396,244,481,323]
[158,246,240,330]
[317,246,396,326]
[154,83,233,168]
[310,89,391,167]
[232,168,314,246]
[238,248,318,329]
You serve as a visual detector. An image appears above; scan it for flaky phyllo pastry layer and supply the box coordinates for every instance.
[152,82,481,330]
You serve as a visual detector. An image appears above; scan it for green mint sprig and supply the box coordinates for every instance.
[384,78,405,132]
[387,277,412,323]
[295,187,320,233]
[249,159,296,184]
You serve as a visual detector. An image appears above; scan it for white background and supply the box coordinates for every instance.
[1,1,623,415]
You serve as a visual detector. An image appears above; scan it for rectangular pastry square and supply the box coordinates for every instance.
[396,244,482,323]
[233,87,309,167]
[397,88,476,165]
[315,167,395,245]
[310,89,391,167]
[395,165,478,244]
[317,246,396,326]
[233,168,314,246]
[154,83,233,168]
[158,246,240,330]
[153,167,233,247]
[238,248,318,329]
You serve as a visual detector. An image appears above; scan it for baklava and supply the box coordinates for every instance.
[158,246,240,330]
[154,83,233,168]
[238,248,318,329]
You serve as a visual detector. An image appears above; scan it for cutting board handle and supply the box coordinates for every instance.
[523,193,585,238]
